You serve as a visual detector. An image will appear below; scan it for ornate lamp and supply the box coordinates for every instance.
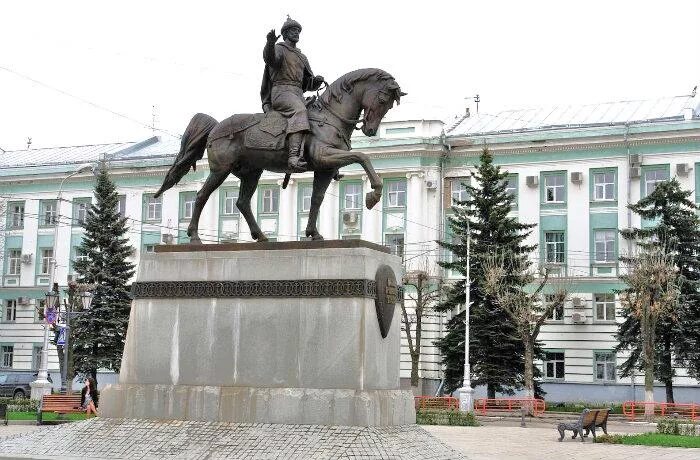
[80,291,94,310]
[44,290,60,310]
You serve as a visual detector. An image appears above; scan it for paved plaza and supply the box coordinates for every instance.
[0,419,465,459]
[2,418,699,459]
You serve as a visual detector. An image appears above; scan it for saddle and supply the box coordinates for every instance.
[208,97,318,151]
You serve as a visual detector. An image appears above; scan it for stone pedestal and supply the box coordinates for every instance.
[101,240,415,426]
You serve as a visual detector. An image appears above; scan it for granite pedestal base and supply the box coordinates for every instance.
[101,241,415,426]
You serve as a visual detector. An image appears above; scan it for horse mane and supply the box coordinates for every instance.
[324,68,396,103]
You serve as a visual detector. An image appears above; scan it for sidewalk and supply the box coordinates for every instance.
[424,420,697,460]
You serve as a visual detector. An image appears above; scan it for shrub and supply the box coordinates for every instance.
[416,409,479,426]
[0,398,39,412]
[595,434,624,444]
[657,418,698,436]
[546,401,623,414]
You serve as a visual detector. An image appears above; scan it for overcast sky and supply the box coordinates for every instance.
[1,0,698,151]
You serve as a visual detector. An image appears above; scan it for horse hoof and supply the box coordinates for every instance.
[312,234,324,241]
[189,235,202,245]
[365,191,380,209]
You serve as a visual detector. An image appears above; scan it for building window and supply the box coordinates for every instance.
[387,180,407,208]
[74,247,88,266]
[223,190,239,215]
[545,294,564,321]
[644,168,669,196]
[3,300,17,322]
[543,351,565,380]
[181,192,196,220]
[8,202,25,229]
[117,195,127,218]
[544,174,565,203]
[0,345,13,368]
[545,232,565,263]
[343,183,362,210]
[594,230,616,262]
[299,185,312,212]
[450,178,468,204]
[74,200,90,226]
[595,294,616,321]
[505,176,518,203]
[594,352,616,382]
[385,233,405,259]
[145,195,162,221]
[261,188,279,213]
[32,346,43,371]
[144,245,156,253]
[40,200,58,226]
[40,249,53,275]
[593,172,615,201]
[7,249,22,275]
[35,299,46,323]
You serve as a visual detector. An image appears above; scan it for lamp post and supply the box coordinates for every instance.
[458,219,474,412]
[59,285,93,393]
[31,164,93,400]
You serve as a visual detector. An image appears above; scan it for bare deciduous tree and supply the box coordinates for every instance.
[483,254,568,403]
[401,259,441,390]
[620,247,680,419]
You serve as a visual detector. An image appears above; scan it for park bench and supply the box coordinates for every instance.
[37,394,83,425]
[583,408,610,437]
[557,408,598,442]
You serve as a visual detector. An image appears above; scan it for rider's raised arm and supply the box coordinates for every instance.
[263,29,282,68]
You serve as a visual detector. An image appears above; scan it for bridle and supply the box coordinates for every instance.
[316,83,365,131]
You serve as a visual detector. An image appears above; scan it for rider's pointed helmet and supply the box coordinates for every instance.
[281,16,302,34]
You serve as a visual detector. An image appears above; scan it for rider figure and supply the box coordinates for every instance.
[261,16,325,172]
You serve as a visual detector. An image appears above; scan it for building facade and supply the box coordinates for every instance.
[1,93,699,400]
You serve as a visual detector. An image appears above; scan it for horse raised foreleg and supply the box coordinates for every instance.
[236,170,267,242]
[317,147,383,209]
[188,170,230,244]
[305,171,334,240]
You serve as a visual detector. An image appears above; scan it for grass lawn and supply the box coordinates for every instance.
[8,411,89,422]
[597,433,700,448]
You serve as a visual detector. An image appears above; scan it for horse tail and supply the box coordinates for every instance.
[154,113,218,198]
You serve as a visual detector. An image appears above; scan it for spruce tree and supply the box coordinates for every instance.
[436,148,538,397]
[71,166,135,384]
[616,179,700,402]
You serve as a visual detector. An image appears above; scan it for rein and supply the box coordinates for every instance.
[317,83,364,130]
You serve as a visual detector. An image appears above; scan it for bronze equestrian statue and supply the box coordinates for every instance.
[155,19,405,244]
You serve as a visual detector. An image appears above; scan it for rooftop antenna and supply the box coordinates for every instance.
[474,94,480,114]
[151,105,159,134]
[26,137,32,149]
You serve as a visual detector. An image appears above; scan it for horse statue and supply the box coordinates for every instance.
[155,68,405,243]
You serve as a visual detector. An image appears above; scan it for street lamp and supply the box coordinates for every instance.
[31,163,94,400]
[458,216,474,412]
[59,284,94,393]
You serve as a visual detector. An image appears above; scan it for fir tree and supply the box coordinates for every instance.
[436,148,538,397]
[616,179,700,402]
[71,166,135,384]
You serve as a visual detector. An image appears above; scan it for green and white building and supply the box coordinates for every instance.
[1,92,699,399]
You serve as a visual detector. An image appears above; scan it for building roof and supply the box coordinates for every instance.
[447,94,700,136]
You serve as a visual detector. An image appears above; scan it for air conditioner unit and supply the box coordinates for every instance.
[570,172,583,184]
[676,163,690,176]
[629,154,642,166]
[571,297,583,308]
[221,232,237,243]
[17,297,29,305]
[572,312,586,324]
[161,234,174,245]
[425,179,438,190]
[526,175,539,187]
[343,211,360,227]
[629,167,641,179]
[21,254,33,265]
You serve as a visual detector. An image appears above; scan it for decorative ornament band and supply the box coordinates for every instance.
[131,279,403,299]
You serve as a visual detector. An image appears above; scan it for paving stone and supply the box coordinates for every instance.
[0,419,466,460]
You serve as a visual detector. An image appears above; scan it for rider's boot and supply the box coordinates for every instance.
[287,132,307,172]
